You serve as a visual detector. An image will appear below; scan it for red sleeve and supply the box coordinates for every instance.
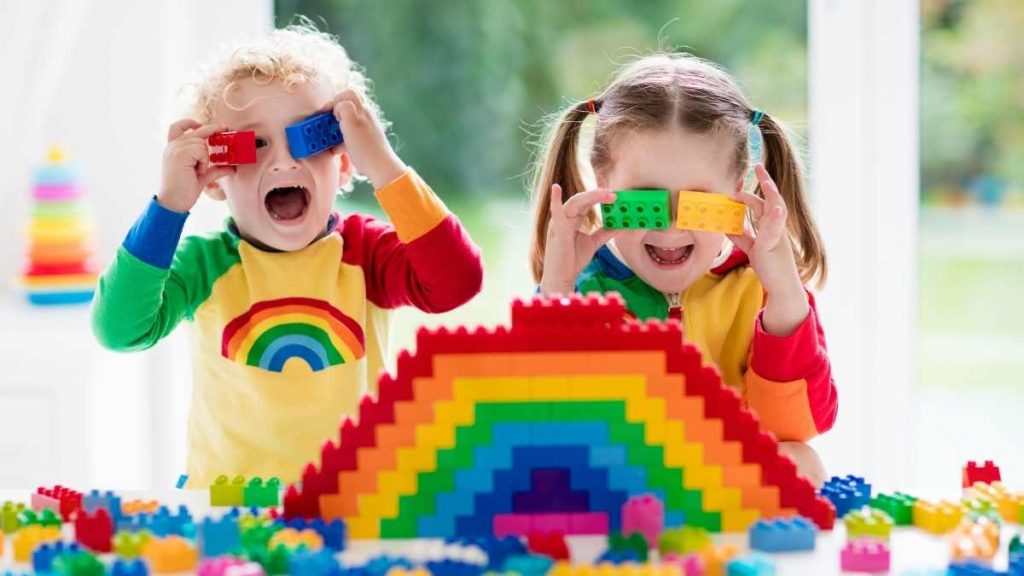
[744,292,838,440]
[339,171,483,312]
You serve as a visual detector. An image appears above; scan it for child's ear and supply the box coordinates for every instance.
[204,181,227,201]
[337,151,354,188]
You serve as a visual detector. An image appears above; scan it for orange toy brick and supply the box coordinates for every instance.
[268,527,323,551]
[121,499,160,516]
[675,191,746,235]
[949,516,1000,561]
[142,535,198,573]
[962,460,1001,488]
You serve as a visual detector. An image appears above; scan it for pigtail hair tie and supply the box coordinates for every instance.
[585,99,599,115]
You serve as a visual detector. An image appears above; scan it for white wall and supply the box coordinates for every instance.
[0,0,272,489]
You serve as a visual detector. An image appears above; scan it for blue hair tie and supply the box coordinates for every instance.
[746,109,765,184]
[751,109,765,125]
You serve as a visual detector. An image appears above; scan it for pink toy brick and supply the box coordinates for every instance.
[663,553,706,576]
[198,557,267,576]
[622,493,664,548]
[840,538,890,573]
[569,513,609,535]
[532,513,570,534]
[208,131,257,166]
[962,460,1001,488]
[494,514,533,538]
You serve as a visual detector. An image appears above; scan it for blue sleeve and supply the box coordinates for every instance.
[122,197,189,269]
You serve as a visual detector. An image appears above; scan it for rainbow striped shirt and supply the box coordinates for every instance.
[92,171,483,485]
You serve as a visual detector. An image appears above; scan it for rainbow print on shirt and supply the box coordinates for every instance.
[221,297,365,373]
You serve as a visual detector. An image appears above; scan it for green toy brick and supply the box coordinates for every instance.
[602,189,672,230]
[18,508,62,528]
[608,531,649,561]
[52,550,105,576]
[870,492,917,526]
[2,501,26,532]
[244,477,282,507]
[210,475,247,507]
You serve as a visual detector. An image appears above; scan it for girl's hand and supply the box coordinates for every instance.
[323,89,406,190]
[729,164,809,334]
[157,119,236,213]
[539,184,620,294]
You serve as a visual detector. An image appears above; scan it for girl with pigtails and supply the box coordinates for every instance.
[529,53,837,485]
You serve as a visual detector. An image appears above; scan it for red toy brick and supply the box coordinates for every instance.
[962,461,1001,488]
[74,507,113,553]
[527,530,570,561]
[208,131,257,165]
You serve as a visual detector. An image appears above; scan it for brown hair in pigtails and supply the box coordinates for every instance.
[529,100,599,284]
[756,114,827,287]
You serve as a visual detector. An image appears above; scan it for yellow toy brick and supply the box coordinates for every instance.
[965,481,1023,523]
[845,507,894,540]
[13,524,61,562]
[142,535,198,573]
[268,527,323,551]
[913,499,964,534]
[701,543,739,576]
[676,191,746,235]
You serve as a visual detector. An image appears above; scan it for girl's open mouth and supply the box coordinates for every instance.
[645,244,694,266]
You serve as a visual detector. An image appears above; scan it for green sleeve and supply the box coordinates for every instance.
[91,232,241,351]
[91,247,195,351]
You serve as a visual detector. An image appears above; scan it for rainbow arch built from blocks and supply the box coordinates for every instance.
[283,294,835,539]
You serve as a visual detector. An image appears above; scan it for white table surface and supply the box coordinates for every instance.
[0,490,1015,575]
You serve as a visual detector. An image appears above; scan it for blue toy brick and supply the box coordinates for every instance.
[197,516,241,557]
[474,445,512,469]
[589,444,626,467]
[819,475,871,518]
[363,555,413,576]
[82,490,121,517]
[32,542,82,572]
[176,474,188,489]
[425,559,486,576]
[286,518,346,551]
[456,467,495,493]
[664,510,686,528]
[947,560,1003,576]
[597,549,641,564]
[726,555,776,576]
[286,111,343,159]
[502,554,553,576]
[419,515,456,538]
[748,516,816,553]
[492,423,532,447]
[289,549,342,576]
[110,559,149,576]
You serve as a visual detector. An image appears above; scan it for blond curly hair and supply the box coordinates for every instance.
[179,22,381,125]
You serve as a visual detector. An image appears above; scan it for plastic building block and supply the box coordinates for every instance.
[962,495,1000,522]
[109,559,149,576]
[12,524,61,562]
[197,515,240,557]
[198,557,267,576]
[608,532,649,562]
[527,530,569,561]
[965,482,1024,523]
[701,544,739,576]
[621,494,664,549]
[121,499,160,516]
[662,553,706,576]
[949,517,1000,561]
[32,541,83,573]
[285,518,346,551]
[658,526,712,556]
[869,492,916,525]
[962,460,1001,488]
[209,130,257,165]
[913,499,964,534]
[286,111,343,160]
[142,536,199,573]
[114,530,152,559]
[819,475,871,518]
[288,549,342,576]
[268,527,323,551]
[33,485,83,521]
[176,475,188,489]
[602,189,671,229]
[74,507,114,552]
[1,501,26,532]
[18,507,62,529]
[503,554,554,576]
[839,538,889,573]
[82,490,122,519]
[676,191,746,235]
[51,550,105,576]
[244,477,282,507]
[946,561,1002,576]
[211,475,247,507]
[595,549,641,564]
[726,555,775,576]
[748,516,815,553]
[844,507,893,540]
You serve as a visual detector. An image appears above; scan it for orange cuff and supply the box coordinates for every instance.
[744,370,818,442]
[374,170,449,243]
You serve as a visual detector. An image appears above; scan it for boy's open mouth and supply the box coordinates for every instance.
[265,186,310,222]
[645,244,694,266]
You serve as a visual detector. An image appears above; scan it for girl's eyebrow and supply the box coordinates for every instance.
[234,121,266,131]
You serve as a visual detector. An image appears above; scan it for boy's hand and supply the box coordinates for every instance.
[539,184,620,295]
[324,89,406,189]
[157,119,236,213]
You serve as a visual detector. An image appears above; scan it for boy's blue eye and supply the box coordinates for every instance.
[255,137,268,149]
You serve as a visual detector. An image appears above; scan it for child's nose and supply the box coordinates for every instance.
[266,141,300,172]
